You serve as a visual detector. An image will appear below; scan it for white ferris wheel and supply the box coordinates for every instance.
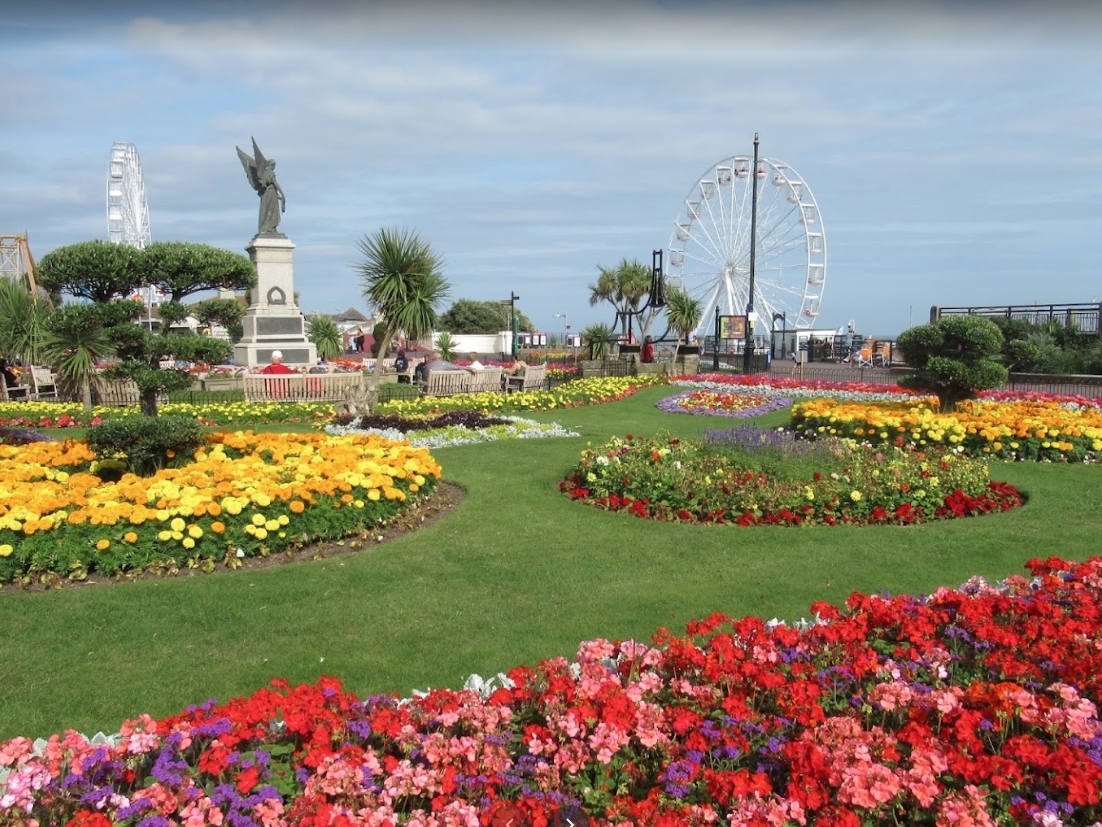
[666,154,826,343]
[106,142,152,249]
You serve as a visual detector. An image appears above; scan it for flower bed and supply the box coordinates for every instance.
[376,375,667,418]
[657,388,792,418]
[561,430,1022,526]
[674,373,929,404]
[3,556,1100,826]
[0,431,441,586]
[792,397,1102,462]
[325,411,580,448]
[0,401,335,430]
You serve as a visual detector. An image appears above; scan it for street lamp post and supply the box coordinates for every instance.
[509,291,520,357]
[744,132,760,375]
[771,312,786,360]
[617,250,667,350]
[554,312,568,348]
[712,304,721,372]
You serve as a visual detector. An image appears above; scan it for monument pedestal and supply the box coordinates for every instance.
[233,233,317,368]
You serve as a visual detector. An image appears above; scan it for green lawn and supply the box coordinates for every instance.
[0,384,1096,740]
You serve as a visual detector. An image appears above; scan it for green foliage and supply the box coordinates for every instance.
[40,304,116,411]
[137,242,257,300]
[36,241,144,304]
[897,316,1008,411]
[355,227,450,372]
[0,277,51,366]
[438,298,533,334]
[589,257,660,339]
[38,241,255,416]
[435,331,458,361]
[86,415,205,477]
[566,430,998,523]
[370,322,387,358]
[1002,338,1041,372]
[306,315,343,360]
[581,322,615,359]
[663,286,703,344]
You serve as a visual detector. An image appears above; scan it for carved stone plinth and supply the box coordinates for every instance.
[233,233,317,368]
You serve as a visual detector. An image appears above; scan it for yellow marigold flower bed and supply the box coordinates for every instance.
[377,375,666,417]
[0,431,441,585]
[791,397,1102,462]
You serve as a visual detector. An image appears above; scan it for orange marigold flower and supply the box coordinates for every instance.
[289,501,305,514]
[210,521,225,534]
[96,539,111,551]
[124,532,139,543]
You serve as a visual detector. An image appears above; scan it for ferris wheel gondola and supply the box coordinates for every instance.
[106,142,152,249]
[666,155,826,345]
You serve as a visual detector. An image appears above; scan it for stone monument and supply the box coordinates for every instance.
[232,137,317,368]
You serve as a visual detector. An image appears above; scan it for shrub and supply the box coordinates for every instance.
[86,415,205,476]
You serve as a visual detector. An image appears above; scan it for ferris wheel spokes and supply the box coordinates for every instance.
[667,154,827,340]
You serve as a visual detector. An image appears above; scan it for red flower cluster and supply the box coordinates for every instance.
[2,559,1101,826]
[563,481,1022,527]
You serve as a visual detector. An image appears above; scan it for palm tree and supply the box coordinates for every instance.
[39,304,115,411]
[663,286,703,350]
[581,322,615,360]
[354,228,450,380]
[435,331,458,362]
[306,315,343,361]
[587,258,659,342]
[0,275,51,367]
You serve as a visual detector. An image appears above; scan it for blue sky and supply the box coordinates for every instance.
[3,0,1101,339]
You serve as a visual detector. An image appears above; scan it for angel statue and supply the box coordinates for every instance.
[236,137,286,235]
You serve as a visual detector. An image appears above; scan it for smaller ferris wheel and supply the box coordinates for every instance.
[106,142,152,249]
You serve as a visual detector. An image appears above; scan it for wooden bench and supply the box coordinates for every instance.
[505,362,547,393]
[30,366,58,400]
[418,370,472,397]
[243,372,368,403]
[468,367,504,393]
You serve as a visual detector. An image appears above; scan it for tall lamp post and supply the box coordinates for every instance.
[508,291,520,357]
[554,312,568,348]
[771,312,786,360]
[712,304,721,372]
[617,250,667,358]
[743,132,760,375]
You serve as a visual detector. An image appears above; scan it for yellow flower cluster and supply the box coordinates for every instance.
[0,431,441,580]
[378,375,666,417]
[791,398,1102,461]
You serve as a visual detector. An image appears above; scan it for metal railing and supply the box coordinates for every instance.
[932,303,1101,336]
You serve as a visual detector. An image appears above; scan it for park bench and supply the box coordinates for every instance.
[418,370,473,397]
[30,366,58,399]
[468,367,504,393]
[243,372,367,403]
[505,362,547,392]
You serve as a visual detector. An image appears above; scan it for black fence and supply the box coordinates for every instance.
[932,303,1101,336]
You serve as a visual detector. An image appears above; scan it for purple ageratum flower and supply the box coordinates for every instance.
[346,718,373,741]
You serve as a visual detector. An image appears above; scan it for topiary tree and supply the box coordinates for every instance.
[370,321,388,357]
[37,240,256,416]
[896,315,1008,412]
